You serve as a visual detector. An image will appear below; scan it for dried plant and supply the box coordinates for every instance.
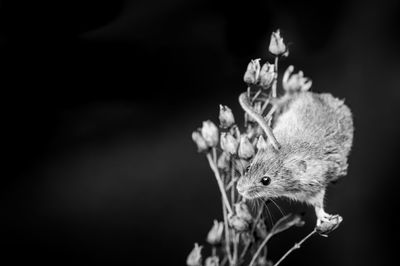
[188,30,342,266]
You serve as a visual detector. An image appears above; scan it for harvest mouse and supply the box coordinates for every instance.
[236,90,353,227]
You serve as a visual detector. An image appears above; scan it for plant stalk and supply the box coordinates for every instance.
[206,152,233,214]
[273,229,316,266]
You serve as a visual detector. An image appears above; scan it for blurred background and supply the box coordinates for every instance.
[1,0,399,265]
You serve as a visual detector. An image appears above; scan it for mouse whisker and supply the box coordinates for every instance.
[270,198,286,218]
[263,200,274,227]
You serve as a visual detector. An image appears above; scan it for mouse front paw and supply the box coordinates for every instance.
[316,214,343,236]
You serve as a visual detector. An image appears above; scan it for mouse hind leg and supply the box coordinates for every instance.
[310,189,343,235]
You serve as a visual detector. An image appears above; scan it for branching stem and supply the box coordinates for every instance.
[248,233,273,266]
[273,229,317,266]
[206,152,233,214]
[272,56,278,98]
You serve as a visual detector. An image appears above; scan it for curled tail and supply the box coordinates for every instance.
[238,93,281,150]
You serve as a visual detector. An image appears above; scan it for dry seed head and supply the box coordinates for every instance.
[201,120,219,147]
[234,201,253,223]
[186,243,203,266]
[238,135,255,159]
[217,152,230,171]
[228,214,250,232]
[244,59,261,84]
[206,220,224,245]
[219,105,235,128]
[220,132,238,155]
[259,62,276,87]
[192,131,209,152]
[205,256,219,266]
[269,29,287,56]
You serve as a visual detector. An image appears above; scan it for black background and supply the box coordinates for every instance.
[1,0,400,265]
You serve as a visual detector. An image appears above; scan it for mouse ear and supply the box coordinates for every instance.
[256,135,268,150]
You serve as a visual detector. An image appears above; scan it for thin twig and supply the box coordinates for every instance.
[273,229,317,266]
[222,195,233,264]
[220,255,228,266]
[248,233,273,266]
[239,205,264,261]
[230,160,235,204]
[271,56,278,98]
[252,89,263,103]
[261,98,271,114]
[206,153,233,214]
[233,233,240,265]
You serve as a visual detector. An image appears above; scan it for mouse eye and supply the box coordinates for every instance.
[260,176,271,186]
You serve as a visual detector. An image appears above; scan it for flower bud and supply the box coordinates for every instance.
[255,219,267,239]
[219,105,235,128]
[269,29,287,56]
[220,132,238,155]
[238,135,255,159]
[205,256,219,266]
[259,62,275,87]
[206,220,224,245]
[217,152,230,171]
[243,59,261,84]
[192,131,209,152]
[228,214,249,232]
[282,65,312,93]
[186,243,203,266]
[234,201,253,223]
[201,120,219,147]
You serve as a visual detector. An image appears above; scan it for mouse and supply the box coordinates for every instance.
[236,90,354,228]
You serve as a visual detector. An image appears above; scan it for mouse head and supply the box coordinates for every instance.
[236,136,308,200]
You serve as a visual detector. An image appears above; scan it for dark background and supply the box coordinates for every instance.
[1,0,399,265]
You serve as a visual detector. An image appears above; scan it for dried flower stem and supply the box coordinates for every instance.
[272,56,278,98]
[222,197,233,264]
[239,206,264,261]
[273,229,317,266]
[206,152,233,214]
[252,89,263,102]
[233,233,240,265]
[248,233,273,266]
[221,255,228,266]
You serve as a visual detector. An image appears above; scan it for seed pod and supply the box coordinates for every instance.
[219,105,235,128]
[201,120,219,147]
[269,29,287,56]
[217,152,230,171]
[228,214,249,232]
[234,201,253,223]
[186,243,203,266]
[238,135,255,159]
[243,59,261,84]
[192,131,209,152]
[255,219,268,239]
[220,132,238,155]
[259,62,275,88]
[205,256,219,266]
[206,220,224,245]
